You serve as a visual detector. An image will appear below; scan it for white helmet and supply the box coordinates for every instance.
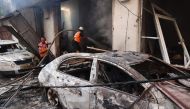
[78,26,84,31]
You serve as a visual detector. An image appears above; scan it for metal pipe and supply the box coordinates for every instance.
[87,46,109,52]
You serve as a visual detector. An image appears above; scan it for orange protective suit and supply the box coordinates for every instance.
[38,41,48,58]
[74,32,81,43]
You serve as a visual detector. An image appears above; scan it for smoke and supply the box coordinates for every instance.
[13,0,38,10]
[0,0,46,16]
[0,0,15,16]
[86,0,112,48]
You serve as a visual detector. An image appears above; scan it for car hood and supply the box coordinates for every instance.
[0,50,34,62]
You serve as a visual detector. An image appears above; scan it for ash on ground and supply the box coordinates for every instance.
[0,75,57,109]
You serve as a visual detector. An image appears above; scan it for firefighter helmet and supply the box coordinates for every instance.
[78,26,84,31]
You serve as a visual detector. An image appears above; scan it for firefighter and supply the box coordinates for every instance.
[72,26,85,52]
[38,37,48,58]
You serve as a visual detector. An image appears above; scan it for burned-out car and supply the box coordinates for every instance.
[38,51,190,109]
[0,40,39,75]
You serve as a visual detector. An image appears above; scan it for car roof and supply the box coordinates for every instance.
[60,51,150,65]
[96,51,150,64]
[0,40,18,45]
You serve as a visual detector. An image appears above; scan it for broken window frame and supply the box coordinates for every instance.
[90,58,160,105]
[151,3,190,67]
[56,56,94,109]
[57,56,148,93]
[57,56,94,82]
[93,58,148,96]
[131,56,187,80]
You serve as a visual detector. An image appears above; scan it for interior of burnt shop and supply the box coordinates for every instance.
[60,0,112,53]
[62,0,190,65]
[141,0,190,65]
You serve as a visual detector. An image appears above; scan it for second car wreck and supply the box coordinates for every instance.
[0,40,39,75]
[38,51,190,109]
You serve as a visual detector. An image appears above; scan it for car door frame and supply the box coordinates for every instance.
[88,58,151,108]
[56,56,95,109]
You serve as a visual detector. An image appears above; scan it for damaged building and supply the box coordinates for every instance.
[1,0,189,67]
[0,0,190,109]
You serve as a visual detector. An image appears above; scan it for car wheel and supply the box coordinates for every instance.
[47,88,59,106]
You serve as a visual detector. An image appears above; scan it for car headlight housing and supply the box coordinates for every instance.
[0,61,13,66]
[0,61,17,71]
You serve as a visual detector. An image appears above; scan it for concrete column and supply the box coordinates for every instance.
[43,0,61,56]
[112,0,141,52]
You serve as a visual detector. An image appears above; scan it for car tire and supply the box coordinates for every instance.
[47,88,59,106]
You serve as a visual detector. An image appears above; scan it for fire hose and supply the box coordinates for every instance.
[1,29,76,108]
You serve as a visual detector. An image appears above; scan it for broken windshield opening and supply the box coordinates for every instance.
[0,44,22,53]
[131,57,186,80]
[58,58,92,81]
[97,61,145,96]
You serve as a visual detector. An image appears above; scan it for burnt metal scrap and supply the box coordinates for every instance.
[38,51,190,109]
[156,82,190,109]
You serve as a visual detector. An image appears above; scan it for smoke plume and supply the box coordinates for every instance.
[85,0,112,49]
[0,0,46,16]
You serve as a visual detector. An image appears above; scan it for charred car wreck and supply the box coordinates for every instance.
[0,40,39,75]
[38,51,190,109]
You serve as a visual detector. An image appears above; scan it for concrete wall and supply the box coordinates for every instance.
[43,7,56,55]
[112,0,141,51]
[43,1,61,56]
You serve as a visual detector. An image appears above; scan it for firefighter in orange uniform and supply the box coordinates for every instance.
[72,26,84,52]
[38,37,48,58]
